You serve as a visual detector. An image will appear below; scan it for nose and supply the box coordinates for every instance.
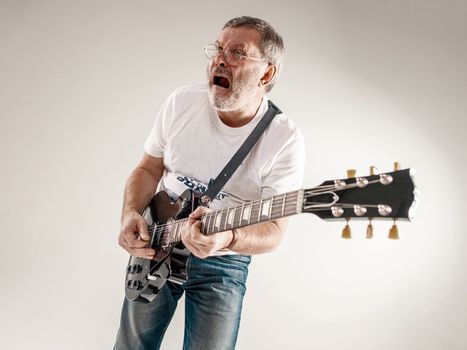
[213,50,227,67]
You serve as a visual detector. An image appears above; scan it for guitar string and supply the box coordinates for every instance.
[128,175,400,289]
[147,195,301,244]
[144,177,355,234]
[147,192,301,233]
[146,199,379,238]
[143,193,301,246]
[143,176,391,244]
[139,196,348,285]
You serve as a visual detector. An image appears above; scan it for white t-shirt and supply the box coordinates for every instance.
[144,84,305,211]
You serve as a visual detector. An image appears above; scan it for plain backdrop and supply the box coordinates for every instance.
[1,0,466,349]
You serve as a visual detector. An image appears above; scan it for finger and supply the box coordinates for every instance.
[183,220,205,245]
[120,232,155,257]
[189,206,210,220]
[137,219,150,241]
[119,229,135,251]
[189,222,210,246]
[128,237,151,249]
[119,228,150,254]
[128,247,156,259]
[122,229,145,247]
[118,236,127,250]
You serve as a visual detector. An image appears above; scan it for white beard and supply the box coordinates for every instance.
[207,65,262,112]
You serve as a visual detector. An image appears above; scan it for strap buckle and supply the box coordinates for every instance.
[200,195,211,206]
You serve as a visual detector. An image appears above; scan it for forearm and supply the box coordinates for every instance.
[182,207,288,258]
[228,218,288,255]
[121,155,165,221]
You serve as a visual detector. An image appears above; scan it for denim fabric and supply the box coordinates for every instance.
[114,254,251,350]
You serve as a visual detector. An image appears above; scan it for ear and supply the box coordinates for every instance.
[259,64,277,88]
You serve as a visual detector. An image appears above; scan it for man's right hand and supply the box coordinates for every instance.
[118,211,156,259]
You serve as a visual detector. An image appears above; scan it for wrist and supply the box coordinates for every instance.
[226,229,238,250]
[121,207,139,222]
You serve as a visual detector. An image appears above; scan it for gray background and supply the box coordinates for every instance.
[1,0,466,349]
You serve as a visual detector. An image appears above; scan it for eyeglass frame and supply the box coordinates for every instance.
[204,44,269,65]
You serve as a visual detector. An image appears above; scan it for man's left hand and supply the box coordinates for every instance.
[181,206,234,258]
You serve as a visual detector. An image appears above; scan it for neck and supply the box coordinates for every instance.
[161,189,304,244]
[217,95,263,127]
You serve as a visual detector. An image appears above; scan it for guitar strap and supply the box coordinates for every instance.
[199,100,282,206]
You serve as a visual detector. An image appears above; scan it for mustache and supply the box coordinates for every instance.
[210,66,232,80]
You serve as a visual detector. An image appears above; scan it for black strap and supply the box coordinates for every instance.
[200,100,282,205]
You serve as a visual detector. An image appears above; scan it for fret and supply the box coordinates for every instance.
[210,212,217,233]
[207,212,215,234]
[261,198,272,219]
[201,215,208,234]
[269,197,276,219]
[227,208,235,229]
[250,201,260,225]
[217,209,226,231]
[173,221,180,242]
[238,203,245,227]
[270,195,281,219]
[203,214,209,234]
[214,211,222,232]
[234,205,243,228]
[285,191,300,216]
[281,193,286,217]
[221,209,229,231]
[242,203,252,224]
[257,199,263,223]
[268,197,273,219]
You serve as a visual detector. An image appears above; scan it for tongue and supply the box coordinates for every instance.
[218,77,230,89]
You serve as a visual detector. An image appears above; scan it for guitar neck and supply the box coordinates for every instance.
[154,168,417,246]
[167,190,304,244]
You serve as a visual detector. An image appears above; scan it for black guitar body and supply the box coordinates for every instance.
[125,189,197,303]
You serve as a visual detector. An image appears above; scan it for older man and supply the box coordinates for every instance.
[115,16,305,350]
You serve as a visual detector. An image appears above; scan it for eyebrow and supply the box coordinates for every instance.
[214,40,247,50]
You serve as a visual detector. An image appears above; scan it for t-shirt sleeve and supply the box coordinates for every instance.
[144,91,175,157]
[261,130,306,198]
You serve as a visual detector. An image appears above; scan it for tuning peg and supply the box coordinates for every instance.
[342,219,351,239]
[366,218,374,239]
[347,169,357,178]
[370,166,378,176]
[388,219,399,240]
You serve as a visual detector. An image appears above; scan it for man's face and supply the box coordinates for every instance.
[207,27,267,112]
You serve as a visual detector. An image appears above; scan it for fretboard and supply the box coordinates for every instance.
[164,190,304,245]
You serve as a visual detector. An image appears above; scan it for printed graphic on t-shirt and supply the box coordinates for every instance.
[175,175,227,200]
[161,171,228,202]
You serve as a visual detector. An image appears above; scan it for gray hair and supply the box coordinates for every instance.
[223,16,284,92]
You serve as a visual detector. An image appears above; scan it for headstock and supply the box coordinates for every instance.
[302,164,419,239]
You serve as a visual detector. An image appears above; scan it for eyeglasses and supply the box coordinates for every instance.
[204,44,267,65]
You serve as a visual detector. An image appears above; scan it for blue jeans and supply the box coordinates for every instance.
[114,254,251,350]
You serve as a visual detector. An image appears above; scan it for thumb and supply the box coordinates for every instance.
[137,219,150,241]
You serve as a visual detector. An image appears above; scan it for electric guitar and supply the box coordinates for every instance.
[125,167,419,303]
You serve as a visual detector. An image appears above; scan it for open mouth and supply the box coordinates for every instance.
[213,75,231,89]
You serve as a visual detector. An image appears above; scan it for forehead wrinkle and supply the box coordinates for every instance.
[216,29,261,53]
[215,39,248,51]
